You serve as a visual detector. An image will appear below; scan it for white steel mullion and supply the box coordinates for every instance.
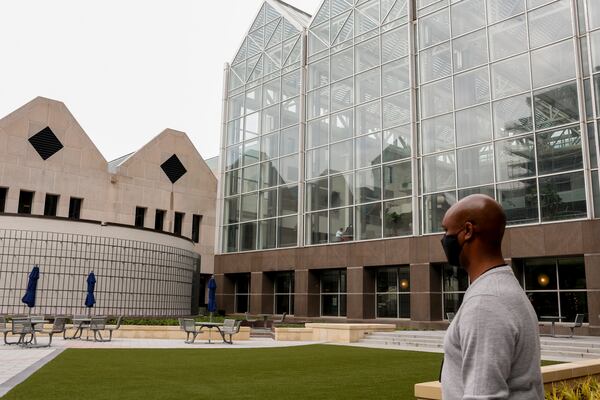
[408,0,420,236]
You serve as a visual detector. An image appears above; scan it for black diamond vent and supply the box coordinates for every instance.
[28,127,64,160]
[161,154,187,184]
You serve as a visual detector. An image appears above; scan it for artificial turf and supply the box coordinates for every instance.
[4,345,444,400]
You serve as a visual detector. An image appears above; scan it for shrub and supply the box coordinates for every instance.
[545,376,600,400]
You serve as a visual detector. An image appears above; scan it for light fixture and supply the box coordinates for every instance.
[537,273,550,287]
[400,279,409,290]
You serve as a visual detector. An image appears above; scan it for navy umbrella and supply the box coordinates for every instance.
[22,266,40,315]
[85,272,96,315]
[207,276,217,321]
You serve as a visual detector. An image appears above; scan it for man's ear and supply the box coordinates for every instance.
[464,221,474,241]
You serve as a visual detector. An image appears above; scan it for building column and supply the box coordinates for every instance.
[346,266,376,320]
[250,272,274,315]
[294,269,320,317]
[215,273,234,314]
[585,255,600,329]
[410,263,442,321]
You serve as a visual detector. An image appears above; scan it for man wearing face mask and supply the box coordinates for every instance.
[440,194,543,400]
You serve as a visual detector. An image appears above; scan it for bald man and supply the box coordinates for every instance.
[440,194,543,400]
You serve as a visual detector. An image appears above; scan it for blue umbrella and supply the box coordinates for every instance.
[22,266,40,314]
[85,272,96,315]
[207,276,217,320]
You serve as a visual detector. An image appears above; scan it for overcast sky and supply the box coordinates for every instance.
[0,0,321,161]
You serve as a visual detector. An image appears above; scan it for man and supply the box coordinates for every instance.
[440,194,543,400]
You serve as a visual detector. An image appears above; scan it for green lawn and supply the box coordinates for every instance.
[5,345,444,400]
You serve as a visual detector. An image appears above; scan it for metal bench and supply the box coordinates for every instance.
[180,318,203,344]
[105,316,123,341]
[569,314,585,338]
[221,319,242,344]
[88,317,109,342]
[0,316,11,344]
[39,317,67,347]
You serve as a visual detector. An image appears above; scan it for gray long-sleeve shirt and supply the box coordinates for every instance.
[441,266,544,400]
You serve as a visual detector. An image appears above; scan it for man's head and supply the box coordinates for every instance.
[441,194,507,270]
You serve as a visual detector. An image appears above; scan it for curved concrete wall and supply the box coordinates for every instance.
[0,215,199,317]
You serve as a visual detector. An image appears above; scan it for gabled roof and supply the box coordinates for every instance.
[108,152,135,173]
[272,0,312,27]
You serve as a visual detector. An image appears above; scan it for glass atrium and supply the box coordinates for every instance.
[220,0,600,253]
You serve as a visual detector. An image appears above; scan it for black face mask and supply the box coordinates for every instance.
[441,232,463,267]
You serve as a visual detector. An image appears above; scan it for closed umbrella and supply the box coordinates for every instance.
[85,272,96,316]
[22,266,40,315]
[207,276,217,321]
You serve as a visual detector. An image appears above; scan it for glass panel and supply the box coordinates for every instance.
[383,92,411,128]
[227,119,243,146]
[281,97,300,128]
[488,15,528,61]
[539,172,587,221]
[420,42,452,83]
[384,198,413,237]
[225,170,241,196]
[451,0,486,36]
[443,264,469,291]
[306,146,329,179]
[382,57,410,95]
[383,161,412,199]
[356,100,381,135]
[491,54,531,99]
[356,68,381,104]
[421,78,453,118]
[259,219,277,250]
[495,135,536,181]
[278,215,298,247]
[331,48,353,81]
[330,140,354,173]
[486,0,524,24]
[458,185,495,199]
[306,178,329,211]
[229,93,244,120]
[222,224,238,253]
[528,0,572,49]
[588,124,597,168]
[241,193,258,222]
[263,78,281,107]
[307,117,329,149]
[245,112,260,140]
[282,69,301,100]
[377,294,398,318]
[422,114,454,154]
[493,93,533,138]
[240,222,257,251]
[306,211,328,244]
[536,126,583,175]
[383,125,412,162]
[443,293,465,315]
[531,40,576,89]
[454,67,490,109]
[331,109,354,142]
[259,189,277,219]
[419,8,450,48]
[558,257,586,290]
[355,37,380,73]
[321,295,339,316]
[279,154,299,184]
[452,29,488,73]
[331,78,354,111]
[309,58,329,90]
[224,197,240,224]
[242,165,259,193]
[524,258,557,290]
[260,132,278,161]
[423,152,456,193]
[260,160,279,189]
[281,125,299,156]
[330,173,354,208]
[560,292,588,323]
[424,192,456,233]
[356,202,382,240]
[382,25,409,62]
[456,104,492,146]
[594,171,600,218]
[262,105,280,134]
[226,144,241,171]
[357,167,382,203]
[525,292,558,319]
[399,293,410,318]
[356,133,382,168]
[497,179,539,225]
[533,81,579,130]
[278,185,298,216]
[307,87,330,119]
[590,0,600,30]
[329,207,354,242]
[457,144,494,188]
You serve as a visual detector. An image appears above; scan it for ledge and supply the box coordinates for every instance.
[276,323,396,343]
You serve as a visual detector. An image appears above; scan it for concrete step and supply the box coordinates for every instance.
[360,338,444,349]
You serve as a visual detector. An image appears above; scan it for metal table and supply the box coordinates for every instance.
[12,318,48,346]
[196,322,223,344]
[65,318,92,340]
[540,316,563,337]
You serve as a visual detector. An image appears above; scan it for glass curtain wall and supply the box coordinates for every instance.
[273,271,295,314]
[320,269,347,316]
[305,0,414,244]
[233,273,251,313]
[418,0,588,232]
[440,263,469,318]
[580,0,600,216]
[375,266,410,318]
[222,2,303,252]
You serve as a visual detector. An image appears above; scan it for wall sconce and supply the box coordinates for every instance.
[400,279,409,290]
[537,273,550,287]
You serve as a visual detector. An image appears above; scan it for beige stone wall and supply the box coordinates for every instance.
[0,97,216,274]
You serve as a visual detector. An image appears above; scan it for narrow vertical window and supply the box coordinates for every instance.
[192,214,202,243]
[44,194,59,217]
[155,209,165,231]
[135,207,146,228]
[68,197,82,220]
[174,212,184,236]
[18,190,34,214]
[0,188,7,213]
